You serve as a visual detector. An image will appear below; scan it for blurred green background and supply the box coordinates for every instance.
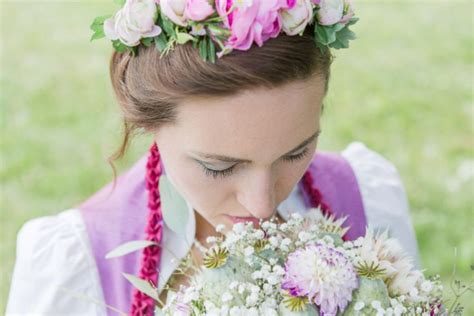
[1,0,472,313]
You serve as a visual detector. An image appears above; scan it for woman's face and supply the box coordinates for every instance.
[155,74,325,238]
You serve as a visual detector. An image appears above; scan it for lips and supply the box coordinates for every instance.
[225,215,261,227]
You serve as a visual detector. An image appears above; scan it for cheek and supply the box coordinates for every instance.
[166,158,232,217]
[276,144,317,200]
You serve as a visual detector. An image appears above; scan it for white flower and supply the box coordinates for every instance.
[317,0,344,26]
[221,291,233,302]
[246,291,259,307]
[269,236,280,248]
[229,306,241,316]
[233,223,245,234]
[104,0,161,47]
[409,287,419,298]
[280,238,292,251]
[281,0,314,36]
[420,280,434,293]
[244,246,254,256]
[354,301,365,311]
[298,231,312,242]
[355,229,421,296]
[160,0,188,26]
[272,265,285,275]
[216,223,226,233]
[267,275,279,285]
[263,283,273,294]
[371,300,382,309]
[206,236,217,243]
[251,270,262,280]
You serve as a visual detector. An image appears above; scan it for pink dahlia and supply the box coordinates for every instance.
[281,243,359,316]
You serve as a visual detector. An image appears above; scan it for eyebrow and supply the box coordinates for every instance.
[192,129,322,163]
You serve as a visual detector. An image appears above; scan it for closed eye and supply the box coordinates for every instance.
[200,146,311,179]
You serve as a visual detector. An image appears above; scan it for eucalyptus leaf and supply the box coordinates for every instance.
[90,29,105,41]
[141,37,154,47]
[160,13,175,38]
[315,24,336,45]
[159,175,189,235]
[208,37,216,63]
[176,32,196,44]
[155,32,168,52]
[90,15,111,32]
[199,38,208,61]
[105,240,158,259]
[112,40,128,52]
[345,17,359,27]
[122,273,160,301]
[330,27,356,49]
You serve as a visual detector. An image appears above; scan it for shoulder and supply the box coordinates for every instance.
[340,141,422,269]
[6,209,106,315]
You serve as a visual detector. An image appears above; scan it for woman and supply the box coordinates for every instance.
[6,0,421,315]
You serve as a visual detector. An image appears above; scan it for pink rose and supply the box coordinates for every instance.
[339,0,355,25]
[215,0,294,51]
[316,0,344,26]
[160,0,188,26]
[281,0,314,36]
[184,0,215,21]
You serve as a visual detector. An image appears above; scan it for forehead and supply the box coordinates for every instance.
[171,76,325,158]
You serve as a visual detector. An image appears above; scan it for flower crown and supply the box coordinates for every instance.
[90,0,358,63]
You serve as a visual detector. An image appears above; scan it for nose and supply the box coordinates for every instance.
[237,168,277,220]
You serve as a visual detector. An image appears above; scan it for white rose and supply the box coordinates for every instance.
[281,0,314,36]
[317,0,344,26]
[104,0,161,47]
[160,0,188,26]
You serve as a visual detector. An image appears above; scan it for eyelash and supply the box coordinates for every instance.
[201,147,311,179]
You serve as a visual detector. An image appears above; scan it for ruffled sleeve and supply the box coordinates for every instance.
[341,142,422,269]
[6,208,107,315]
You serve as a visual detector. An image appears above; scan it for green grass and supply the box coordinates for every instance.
[1,0,472,313]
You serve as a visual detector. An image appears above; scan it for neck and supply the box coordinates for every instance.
[194,210,221,248]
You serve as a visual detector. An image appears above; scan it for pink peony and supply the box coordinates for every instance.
[215,0,296,51]
[184,0,215,21]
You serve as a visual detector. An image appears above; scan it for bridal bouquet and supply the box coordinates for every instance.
[151,208,446,316]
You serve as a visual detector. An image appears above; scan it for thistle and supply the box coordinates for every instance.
[282,291,309,312]
[253,239,269,253]
[203,245,229,269]
[355,261,387,279]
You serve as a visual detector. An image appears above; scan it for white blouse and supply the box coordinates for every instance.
[6,141,421,315]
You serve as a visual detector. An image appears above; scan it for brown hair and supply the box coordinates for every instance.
[107,27,334,186]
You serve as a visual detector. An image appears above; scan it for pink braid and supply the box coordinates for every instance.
[130,142,163,315]
[131,144,339,314]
